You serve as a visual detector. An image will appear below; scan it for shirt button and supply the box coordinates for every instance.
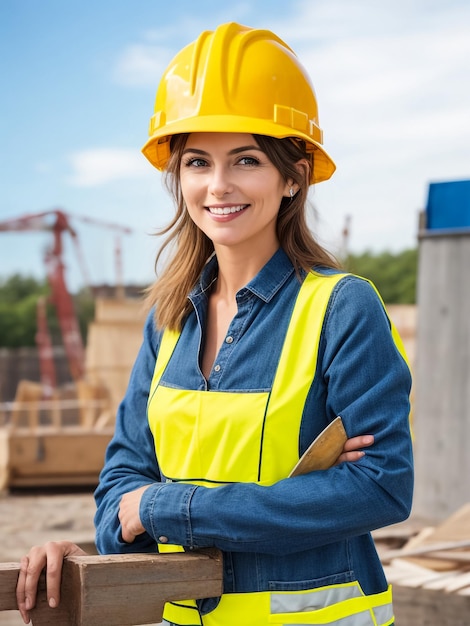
[225,336,233,344]
[158,536,169,543]
[214,364,221,372]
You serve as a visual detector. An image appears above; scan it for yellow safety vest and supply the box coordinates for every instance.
[148,271,398,626]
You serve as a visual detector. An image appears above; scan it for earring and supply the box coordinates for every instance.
[289,187,295,198]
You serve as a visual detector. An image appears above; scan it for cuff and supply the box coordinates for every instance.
[140,482,199,548]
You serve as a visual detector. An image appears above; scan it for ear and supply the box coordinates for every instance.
[283,159,309,197]
[295,158,310,185]
[283,159,310,198]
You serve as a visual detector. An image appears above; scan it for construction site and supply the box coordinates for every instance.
[0,209,146,492]
[0,179,469,625]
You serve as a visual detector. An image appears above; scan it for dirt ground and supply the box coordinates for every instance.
[0,490,97,562]
[0,489,162,626]
[0,489,96,626]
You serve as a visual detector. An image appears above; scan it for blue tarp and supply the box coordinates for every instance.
[426,180,470,230]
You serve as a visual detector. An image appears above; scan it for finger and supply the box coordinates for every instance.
[16,546,46,623]
[118,500,134,544]
[335,450,366,465]
[16,541,87,623]
[335,436,375,465]
[342,435,374,453]
[43,542,66,609]
[44,541,88,606]
[16,555,33,624]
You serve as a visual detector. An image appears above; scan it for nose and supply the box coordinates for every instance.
[208,165,234,198]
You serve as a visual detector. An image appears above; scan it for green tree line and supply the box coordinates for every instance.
[0,248,417,347]
[0,274,95,348]
[344,248,417,304]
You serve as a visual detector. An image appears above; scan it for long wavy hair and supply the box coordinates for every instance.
[145,133,339,330]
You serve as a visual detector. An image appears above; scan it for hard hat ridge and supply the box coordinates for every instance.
[142,22,335,184]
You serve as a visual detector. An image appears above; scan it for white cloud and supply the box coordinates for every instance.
[67,148,153,187]
[113,43,173,87]
[266,0,470,252]
[67,2,470,253]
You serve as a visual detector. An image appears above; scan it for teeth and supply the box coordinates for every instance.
[208,205,247,215]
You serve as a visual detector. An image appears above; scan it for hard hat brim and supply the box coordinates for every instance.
[142,115,336,184]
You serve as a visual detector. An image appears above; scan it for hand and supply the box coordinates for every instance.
[118,485,152,543]
[335,435,374,465]
[16,540,87,624]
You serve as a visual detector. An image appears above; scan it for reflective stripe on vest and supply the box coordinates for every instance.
[148,271,398,626]
[162,586,394,626]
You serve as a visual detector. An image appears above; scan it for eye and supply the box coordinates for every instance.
[183,157,208,168]
[238,156,260,166]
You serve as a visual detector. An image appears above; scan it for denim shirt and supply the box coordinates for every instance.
[94,248,413,599]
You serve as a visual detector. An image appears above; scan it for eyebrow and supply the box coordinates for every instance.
[182,145,264,156]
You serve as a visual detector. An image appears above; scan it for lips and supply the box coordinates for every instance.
[207,204,249,215]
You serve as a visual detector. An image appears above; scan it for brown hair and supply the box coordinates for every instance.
[145,133,339,330]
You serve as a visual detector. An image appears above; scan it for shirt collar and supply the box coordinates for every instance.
[190,248,296,303]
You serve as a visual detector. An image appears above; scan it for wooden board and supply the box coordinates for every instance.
[289,417,347,476]
[402,504,470,570]
[0,550,223,625]
[0,427,113,489]
[384,557,470,624]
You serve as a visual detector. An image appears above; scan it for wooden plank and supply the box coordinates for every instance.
[0,550,223,626]
[444,571,470,593]
[0,563,21,611]
[380,538,470,563]
[389,505,470,571]
[390,569,452,589]
[7,474,104,488]
[400,525,435,548]
[423,573,470,591]
[417,550,470,564]
[384,558,436,579]
[416,504,470,543]
[384,560,461,589]
[5,429,113,488]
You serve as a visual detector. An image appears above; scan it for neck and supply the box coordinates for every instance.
[213,243,279,299]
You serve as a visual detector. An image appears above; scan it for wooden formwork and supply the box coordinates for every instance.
[0,297,146,490]
[0,379,113,490]
[85,297,146,417]
[375,504,470,625]
[389,563,470,625]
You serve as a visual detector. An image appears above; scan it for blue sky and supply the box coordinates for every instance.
[1,0,469,290]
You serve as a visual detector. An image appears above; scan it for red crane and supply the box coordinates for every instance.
[0,209,132,393]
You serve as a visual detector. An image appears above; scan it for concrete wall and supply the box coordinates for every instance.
[413,232,470,521]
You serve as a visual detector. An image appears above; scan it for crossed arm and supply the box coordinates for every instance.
[15,435,373,624]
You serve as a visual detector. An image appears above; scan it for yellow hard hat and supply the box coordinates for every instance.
[142,22,335,184]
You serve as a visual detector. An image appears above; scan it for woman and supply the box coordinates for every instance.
[17,22,413,626]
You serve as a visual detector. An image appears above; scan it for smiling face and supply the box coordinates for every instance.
[179,132,292,259]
